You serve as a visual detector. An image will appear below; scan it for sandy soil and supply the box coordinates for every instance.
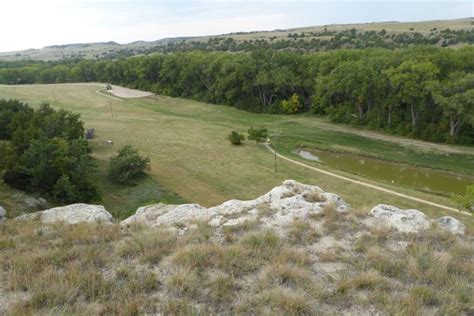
[106,85,153,98]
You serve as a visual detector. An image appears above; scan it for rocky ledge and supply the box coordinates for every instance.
[121,180,348,230]
[11,180,467,235]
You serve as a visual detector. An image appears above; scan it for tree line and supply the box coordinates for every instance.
[0,46,473,143]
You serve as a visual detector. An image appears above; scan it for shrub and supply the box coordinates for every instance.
[453,184,474,213]
[247,126,268,144]
[108,145,150,185]
[227,131,245,145]
[280,93,301,114]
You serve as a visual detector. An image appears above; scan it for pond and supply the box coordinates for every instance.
[297,149,473,196]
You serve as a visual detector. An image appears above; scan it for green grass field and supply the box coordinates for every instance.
[0,84,472,226]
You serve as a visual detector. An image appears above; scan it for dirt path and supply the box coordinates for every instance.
[264,144,471,216]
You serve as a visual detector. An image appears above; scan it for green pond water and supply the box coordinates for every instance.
[297,149,473,196]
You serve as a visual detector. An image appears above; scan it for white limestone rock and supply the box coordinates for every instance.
[121,180,349,230]
[369,204,430,233]
[16,203,113,224]
[369,204,466,235]
[121,203,207,227]
[0,206,6,221]
[436,216,466,235]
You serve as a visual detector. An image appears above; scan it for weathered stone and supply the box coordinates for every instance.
[16,203,113,224]
[436,216,466,235]
[369,204,430,233]
[121,180,349,231]
[121,203,207,227]
[0,206,6,221]
[23,196,48,209]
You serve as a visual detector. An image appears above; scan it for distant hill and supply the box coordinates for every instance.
[0,37,191,61]
[1,17,472,61]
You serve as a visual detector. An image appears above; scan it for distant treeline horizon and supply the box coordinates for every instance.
[0,46,473,144]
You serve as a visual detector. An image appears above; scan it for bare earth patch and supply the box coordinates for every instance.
[106,85,153,98]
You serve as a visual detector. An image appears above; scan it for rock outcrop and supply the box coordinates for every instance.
[369,204,430,233]
[436,216,466,235]
[369,204,466,235]
[121,180,348,231]
[8,180,466,236]
[0,206,6,221]
[16,203,113,224]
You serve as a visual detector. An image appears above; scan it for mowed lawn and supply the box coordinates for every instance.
[0,84,472,226]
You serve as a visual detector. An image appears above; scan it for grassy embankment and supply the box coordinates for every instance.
[0,84,472,225]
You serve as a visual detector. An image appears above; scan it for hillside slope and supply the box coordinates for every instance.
[0,18,472,61]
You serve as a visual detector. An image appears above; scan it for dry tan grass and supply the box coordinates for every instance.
[288,219,320,244]
[0,218,472,315]
[303,190,327,203]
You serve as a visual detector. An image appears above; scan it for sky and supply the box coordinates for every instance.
[1,0,472,52]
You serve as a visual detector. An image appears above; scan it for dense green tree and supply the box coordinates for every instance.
[431,72,474,140]
[386,60,439,133]
[0,99,98,203]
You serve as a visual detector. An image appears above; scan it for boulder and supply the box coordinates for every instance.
[16,203,113,224]
[121,180,349,230]
[121,203,207,227]
[369,204,430,233]
[436,216,466,235]
[0,206,6,221]
[13,192,49,210]
[369,204,466,235]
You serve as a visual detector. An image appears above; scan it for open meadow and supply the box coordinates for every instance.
[0,83,472,227]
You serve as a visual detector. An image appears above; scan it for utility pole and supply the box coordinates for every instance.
[109,100,114,118]
[269,129,282,172]
[52,91,58,106]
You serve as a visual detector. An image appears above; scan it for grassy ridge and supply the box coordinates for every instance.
[0,84,472,226]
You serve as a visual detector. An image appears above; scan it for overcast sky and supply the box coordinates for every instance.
[1,0,472,52]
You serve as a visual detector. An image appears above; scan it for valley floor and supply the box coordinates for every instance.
[0,83,472,227]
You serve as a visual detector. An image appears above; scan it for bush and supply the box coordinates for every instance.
[108,145,150,185]
[453,185,474,213]
[280,93,301,114]
[227,131,245,145]
[247,126,268,145]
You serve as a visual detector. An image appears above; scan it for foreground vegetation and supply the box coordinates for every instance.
[1,47,473,144]
[0,208,472,315]
[0,84,472,225]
